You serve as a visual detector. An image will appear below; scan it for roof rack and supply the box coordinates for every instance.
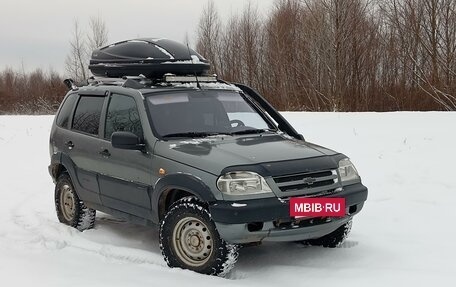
[85,73,219,89]
[163,74,217,83]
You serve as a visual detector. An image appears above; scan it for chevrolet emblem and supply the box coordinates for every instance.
[303,177,317,185]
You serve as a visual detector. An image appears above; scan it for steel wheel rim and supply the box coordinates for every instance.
[60,184,76,221]
[172,216,213,267]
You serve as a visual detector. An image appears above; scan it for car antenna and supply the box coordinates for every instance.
[186,43,201,89]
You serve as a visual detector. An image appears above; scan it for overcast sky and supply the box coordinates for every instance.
[0,0,275,75]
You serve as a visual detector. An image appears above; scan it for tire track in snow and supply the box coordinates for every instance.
[8,190,168,268]
[6,190,249,280]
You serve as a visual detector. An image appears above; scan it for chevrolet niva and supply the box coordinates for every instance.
[49,39,367,276]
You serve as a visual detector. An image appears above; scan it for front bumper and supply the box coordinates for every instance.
[209,182,367,244]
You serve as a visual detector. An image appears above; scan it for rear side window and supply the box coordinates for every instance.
[72,96,105,135]
[105,94,143,140]
[56,93,78,128]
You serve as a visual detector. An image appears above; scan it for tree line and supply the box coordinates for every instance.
[0,15,108,114]
[0,68,66,114]
[2,1,456,114]
[196,0,456,111]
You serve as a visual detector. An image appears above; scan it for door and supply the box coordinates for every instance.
[97,93,153,219]
[66,94,107,205]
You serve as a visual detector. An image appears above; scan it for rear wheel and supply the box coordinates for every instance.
[54,173,96,231]
[159,197,238,276]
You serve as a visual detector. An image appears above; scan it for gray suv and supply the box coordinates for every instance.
[49,75,368,276]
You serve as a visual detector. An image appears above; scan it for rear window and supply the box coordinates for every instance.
[72,96,105,135]
[56,93,78,128]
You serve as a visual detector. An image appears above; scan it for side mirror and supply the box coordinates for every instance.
[111,131,145,150]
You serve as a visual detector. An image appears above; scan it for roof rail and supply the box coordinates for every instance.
[87,76,151,88]
[163,74,217,83]
[87,77,125,86]
[85,73,219,89]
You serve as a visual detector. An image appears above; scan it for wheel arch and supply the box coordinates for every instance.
[49,152,72,180]
[152,173,217,223]
[49,152,80,195]
[49,163,68,181]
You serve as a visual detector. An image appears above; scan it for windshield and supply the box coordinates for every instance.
[146,90,274,138]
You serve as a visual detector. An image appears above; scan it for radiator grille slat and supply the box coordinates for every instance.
[273,170,337,193]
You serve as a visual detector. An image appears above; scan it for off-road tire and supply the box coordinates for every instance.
[159,197,238,276]
[305,220,352,248]
[55,173,96,231]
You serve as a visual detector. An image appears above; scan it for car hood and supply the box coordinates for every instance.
[154,134,341,176]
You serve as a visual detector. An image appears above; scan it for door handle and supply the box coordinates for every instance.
[99,149,111,157]
[64,141,74,149]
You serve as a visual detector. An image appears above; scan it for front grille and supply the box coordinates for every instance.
[273,170,337,193]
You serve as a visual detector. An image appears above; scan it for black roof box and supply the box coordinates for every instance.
[89,38,210,78]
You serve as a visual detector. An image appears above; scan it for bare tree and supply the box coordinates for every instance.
[0,67,66,114]
[65,16,109,82]
[239,3,262,87]
[380,0,456,110]
[87,14,109,52]
[196,0,222,75]
[65,20,88,82]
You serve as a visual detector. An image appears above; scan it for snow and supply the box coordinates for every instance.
[178,137,221,145]
[0,112,455,286]
[191,55,201,63]
[127,40,150,44]
[162,82,241,91]
[149,38,166,43]
[231,203,248,207]
[163,55,202,64]
[154,45,175,60]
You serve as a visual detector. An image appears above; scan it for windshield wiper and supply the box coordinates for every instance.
[229,129,276,135]
[163,129,277,138]
[162,131,228,139]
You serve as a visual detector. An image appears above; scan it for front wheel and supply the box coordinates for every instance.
[159,198,238,276]
[304,220,352,248]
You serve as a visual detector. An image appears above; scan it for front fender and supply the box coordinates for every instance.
[151,173,217,223]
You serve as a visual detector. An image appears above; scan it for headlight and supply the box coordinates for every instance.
[217,171,272,195]
[338,158,360,182]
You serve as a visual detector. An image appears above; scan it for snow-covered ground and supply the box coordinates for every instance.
[0,112,454,286]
